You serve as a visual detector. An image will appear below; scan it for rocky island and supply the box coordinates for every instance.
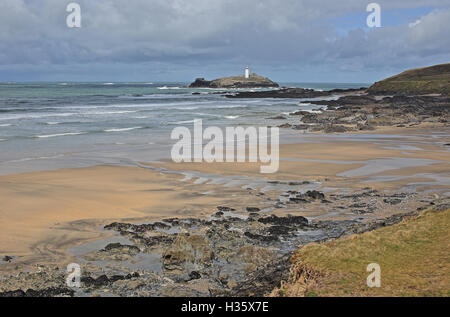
[189,72,279,89]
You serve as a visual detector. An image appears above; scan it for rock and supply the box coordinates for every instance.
[163,234,213,272]
[0,287,74,297]
[383,198,402,205]
[82,275,109,287]
[244,231,279,242]
[323,124,352,133]
[357,122,376,130]
[221,253,291,297]
[81,273,140,288]
[217,206,235,212]
[189,78,212,87]
[2,255,13,262]
[289,190,325,203]
[189,74,279,88]
[305,190,325,200]
[291,124,312,130]
[352,209,374,215]
[267,225,294,235]
[258,215,308,227]
[0,289,25,297]
[102,243,140,253]
[246,207,261,212]
[188,271,201,280]
[227,88,329,99]
[289,197,309,203]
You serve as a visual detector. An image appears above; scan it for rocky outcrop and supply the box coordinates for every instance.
[226,87,366,98]
[0,188,444,297]
[189,74,279,88]
[0,287,74,297]
[293,94,450,133]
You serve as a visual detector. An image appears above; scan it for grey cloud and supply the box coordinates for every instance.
[0,0,449,81]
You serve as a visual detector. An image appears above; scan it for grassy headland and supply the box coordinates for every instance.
[275,208,450,297]
[368,63,450,95]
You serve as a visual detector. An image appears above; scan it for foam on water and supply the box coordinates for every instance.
[0,81,370,174]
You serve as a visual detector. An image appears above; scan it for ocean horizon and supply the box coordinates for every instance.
[0,82,369,175]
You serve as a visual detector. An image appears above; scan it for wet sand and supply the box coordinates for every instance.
[0,166,267,268]
[0,126,449,272]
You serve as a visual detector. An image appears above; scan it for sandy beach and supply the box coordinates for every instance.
[0,165,267,268]
[1,125,449,280]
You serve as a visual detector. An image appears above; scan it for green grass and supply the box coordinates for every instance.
[368,63,450,95]
[287,209,450,297]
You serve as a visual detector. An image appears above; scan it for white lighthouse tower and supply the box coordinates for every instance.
[244,66,250,79]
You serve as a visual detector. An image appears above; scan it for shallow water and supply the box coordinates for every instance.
[337,157,444,177]
[0,82,367,175]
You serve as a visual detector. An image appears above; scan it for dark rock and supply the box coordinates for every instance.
[0,287,74,297]
[103,243,140,253]
[189,78,212,88]
[81,272,139,288]
[323,124,352,133]
[290,181,310,185]
[305,190,325,200]
[289,197,309,203]
[349,203,368,208]
[217,206,235,212]
[246,207,261,212]
[266,225,294,235]
[357,122,376,130]
[220,253,291,297]
[383,198,402,205]
[258,215,308,227]
[244,231,279,242]
[2,255,13,262]
[153,222,172,230]
[352,209,374,214]
[0,289,25,297]
[188,271,201,280]
[292,124,312,130]
[226,88,332,99]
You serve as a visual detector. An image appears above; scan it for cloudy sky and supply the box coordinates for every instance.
[1,0,449,83]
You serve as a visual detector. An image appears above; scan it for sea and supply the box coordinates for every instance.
[0,82,369,175]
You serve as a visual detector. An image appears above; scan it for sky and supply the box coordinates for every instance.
[0,0,449,83]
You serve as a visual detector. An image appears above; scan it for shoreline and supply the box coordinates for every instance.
[1,124,449,296]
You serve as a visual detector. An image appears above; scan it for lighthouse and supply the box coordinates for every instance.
[244,66,250,79]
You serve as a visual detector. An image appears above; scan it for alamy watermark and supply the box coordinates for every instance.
[366,263,381,287]
[66,263,81,288]
[366,3,381,28]
[170,119,279,174]
[66,2,81,28]
[65,3,379,29]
